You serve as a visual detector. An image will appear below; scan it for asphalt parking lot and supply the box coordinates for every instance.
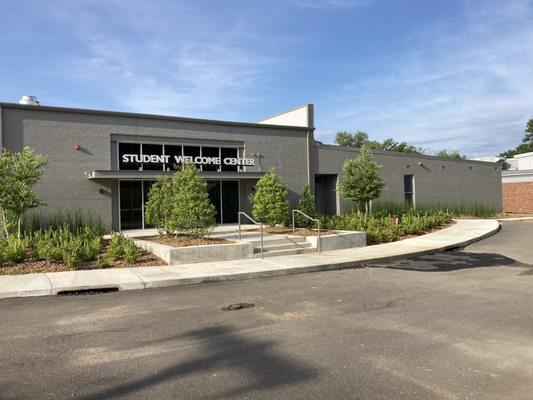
[0,221,531,399]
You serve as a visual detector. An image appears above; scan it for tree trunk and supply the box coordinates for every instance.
[17,214,22,239]
[0,210,9,238]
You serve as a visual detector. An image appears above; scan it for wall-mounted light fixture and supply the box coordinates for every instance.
[417,162,423,166]
[73,144,81,151]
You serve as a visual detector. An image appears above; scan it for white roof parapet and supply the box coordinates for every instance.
[257,104,314,128]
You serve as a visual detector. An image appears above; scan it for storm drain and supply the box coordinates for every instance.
[57,287,119,296]
[221,303,255,311]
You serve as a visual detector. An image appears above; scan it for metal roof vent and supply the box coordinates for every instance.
[18,95,40,106]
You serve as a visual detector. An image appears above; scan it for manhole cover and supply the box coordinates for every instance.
[221,303,255,311]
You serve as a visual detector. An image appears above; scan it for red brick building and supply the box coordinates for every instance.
[502,162,533,214]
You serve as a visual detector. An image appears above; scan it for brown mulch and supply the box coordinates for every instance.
[144,235,230,247]
[0,241,165,276]
[250,226,334,236]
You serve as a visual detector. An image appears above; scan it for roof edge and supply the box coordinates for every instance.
[315,142,500,165]
[0,102,311,132]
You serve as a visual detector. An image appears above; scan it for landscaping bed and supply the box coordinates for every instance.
[143,235,230,247]
[0,239,163,275]
[324,210,454,244]
[0,226,166,275]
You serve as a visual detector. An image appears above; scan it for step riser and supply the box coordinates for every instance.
[254,243,312,252]
[253,248,317,258]
[247,237,308,246]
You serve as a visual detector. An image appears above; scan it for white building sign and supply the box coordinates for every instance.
[121,154,255,167]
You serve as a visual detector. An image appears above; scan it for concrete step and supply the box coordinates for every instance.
[254,241,312,253]
[253,246,317,258]
[246,236,307,246]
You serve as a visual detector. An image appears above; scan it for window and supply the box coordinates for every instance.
[404,175,415,206]
[221,147,238,172]
[118,143,141,170]
[183,146,201,170]
[165,145,182,171]
[201,146,220,172]
[142,144,164,171]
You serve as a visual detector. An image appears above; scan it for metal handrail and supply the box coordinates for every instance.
[292,210,321,253]
[238,212,264,259]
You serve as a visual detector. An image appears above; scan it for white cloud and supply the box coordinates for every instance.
[47,0,283,119]
[315,0,533,157]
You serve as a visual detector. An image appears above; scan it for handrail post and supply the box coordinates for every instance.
[260,223,264,259]
[292,210,295,236]
[238,212,242,241]
[237,211,263,259]
[317,219,321,253]
[292,209,322,252]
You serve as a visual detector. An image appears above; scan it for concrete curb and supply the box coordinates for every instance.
[0,219,501,299]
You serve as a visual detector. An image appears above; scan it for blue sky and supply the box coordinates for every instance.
[1,0,532,157]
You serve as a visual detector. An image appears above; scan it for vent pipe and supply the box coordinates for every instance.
[18,95,40,106]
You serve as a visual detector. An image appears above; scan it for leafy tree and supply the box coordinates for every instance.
[0,147,46,238]
[335,131,369,148]
[436,149,464,158]
[339,146,386,214]
[524,119,533,143]
[334,131,422,154]
[500,119,533,158]
[145,163,216,238]
[251,169,290,226]
[295,184,319,228]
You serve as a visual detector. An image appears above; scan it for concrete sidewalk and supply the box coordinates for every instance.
[0,219,500,299]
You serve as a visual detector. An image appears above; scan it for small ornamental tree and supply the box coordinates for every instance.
[144,163,216,238]
[339,146,386,215]
[251,169,290,226]
[295,184,319,228]
[0,147,46,238]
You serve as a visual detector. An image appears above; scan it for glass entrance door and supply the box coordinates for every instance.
[206,180,239,224]
[221,181,239,223]
[120,179,240,229]
[120,181,143,230]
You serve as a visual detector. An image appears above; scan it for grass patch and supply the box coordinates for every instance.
[372,200,497,218]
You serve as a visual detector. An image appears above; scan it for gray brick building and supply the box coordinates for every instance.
[0,101,502,231]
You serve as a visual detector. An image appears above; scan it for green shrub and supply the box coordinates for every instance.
[145,163,216,238]
[123,241,141,265]
[1,236,29,263]
[96,256,111,269]
[0,239,4,264]
[62,238,82,268]
[33,225,103,267]
[107,233,128,261]
[250,169,290,226]
[295,185,319,228]
[107,233,140,264]
[324,209,452,244]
